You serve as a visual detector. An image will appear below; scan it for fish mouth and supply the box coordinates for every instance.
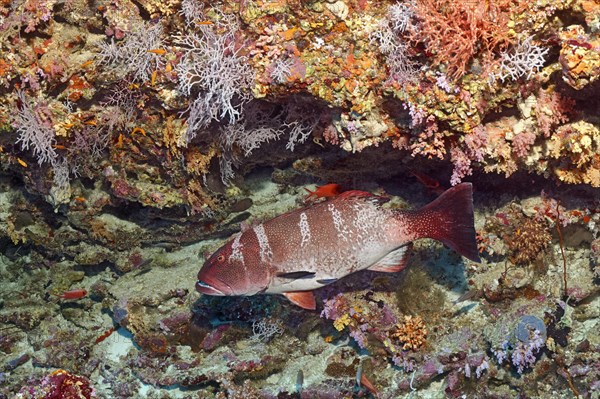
[195,280,226,296]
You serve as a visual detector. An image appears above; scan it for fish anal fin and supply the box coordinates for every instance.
[317,278,337,285]
[368,244,412,273]
[283,291,316,310]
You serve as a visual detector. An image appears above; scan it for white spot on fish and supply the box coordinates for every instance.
[328,203,350,241]
[351,202,386,242]
[228,233,244,264]
[349,201,390,265]
[299,212,311,248]
[254,224,273,262]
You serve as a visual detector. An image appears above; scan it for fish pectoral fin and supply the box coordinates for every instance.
[368,243,412,273]
[316,278,337,285]
[276,271,316,279]
[283,291,316,310]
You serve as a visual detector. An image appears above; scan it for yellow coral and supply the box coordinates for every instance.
[139,0,181,16]
[549,121,600,187]
[333,313,352,331]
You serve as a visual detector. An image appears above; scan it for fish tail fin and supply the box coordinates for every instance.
[405,182,480,262]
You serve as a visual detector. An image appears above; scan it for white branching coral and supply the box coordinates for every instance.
[175,13,254,144]
[13,91,58,166]
[98,22,165,82]
[493,35,549,82]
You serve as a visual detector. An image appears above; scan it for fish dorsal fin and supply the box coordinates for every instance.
[283,291,316,310]
[337,190,389,206]
[240,221,251,232]
[368,243,412,273]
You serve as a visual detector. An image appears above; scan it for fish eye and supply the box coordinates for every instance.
[217,254,225,262]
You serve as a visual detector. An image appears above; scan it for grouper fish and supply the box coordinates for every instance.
[196,183,480,310]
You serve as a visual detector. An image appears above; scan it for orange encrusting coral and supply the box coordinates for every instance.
[390,315,428,351]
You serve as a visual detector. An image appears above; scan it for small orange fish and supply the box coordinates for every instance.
[17,158,28,168]
[410,170,445,196]
[151,70,157,86]
[95,327,115,344]
[73,196,86,203]
[356,364,379,398]
[147,49,166,55]
[131,127,146,136]
[304,183,341,201]
[360,373,379,398]
[196,21,214,25]
[52,144,67,150]
[53,289,87,300]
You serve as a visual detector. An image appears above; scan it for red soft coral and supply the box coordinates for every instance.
[411,0,521,80]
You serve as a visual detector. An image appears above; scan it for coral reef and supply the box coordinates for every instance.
[15,369,96,399]
[0,0,599,397]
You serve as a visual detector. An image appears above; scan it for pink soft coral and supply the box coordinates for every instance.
[535,88,575,137]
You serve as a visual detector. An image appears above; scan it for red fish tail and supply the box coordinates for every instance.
[403,183,480,262]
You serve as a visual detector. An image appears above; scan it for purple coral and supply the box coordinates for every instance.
[320,294,346,320]
[349,329,368,349]
[511,329,544,374]
[492,341,509,365]
[492,315,547,374]
[13,91,58,166]
[388,1,415,33]
[475,359,489,378]
[511,315,546,373]
[175,14,253,143]
[449,146,473,186]
[370,6,418,85]
[98,22,165,82]
[511,130,537,158]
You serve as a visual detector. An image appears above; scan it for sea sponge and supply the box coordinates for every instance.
[504,217,551,265]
